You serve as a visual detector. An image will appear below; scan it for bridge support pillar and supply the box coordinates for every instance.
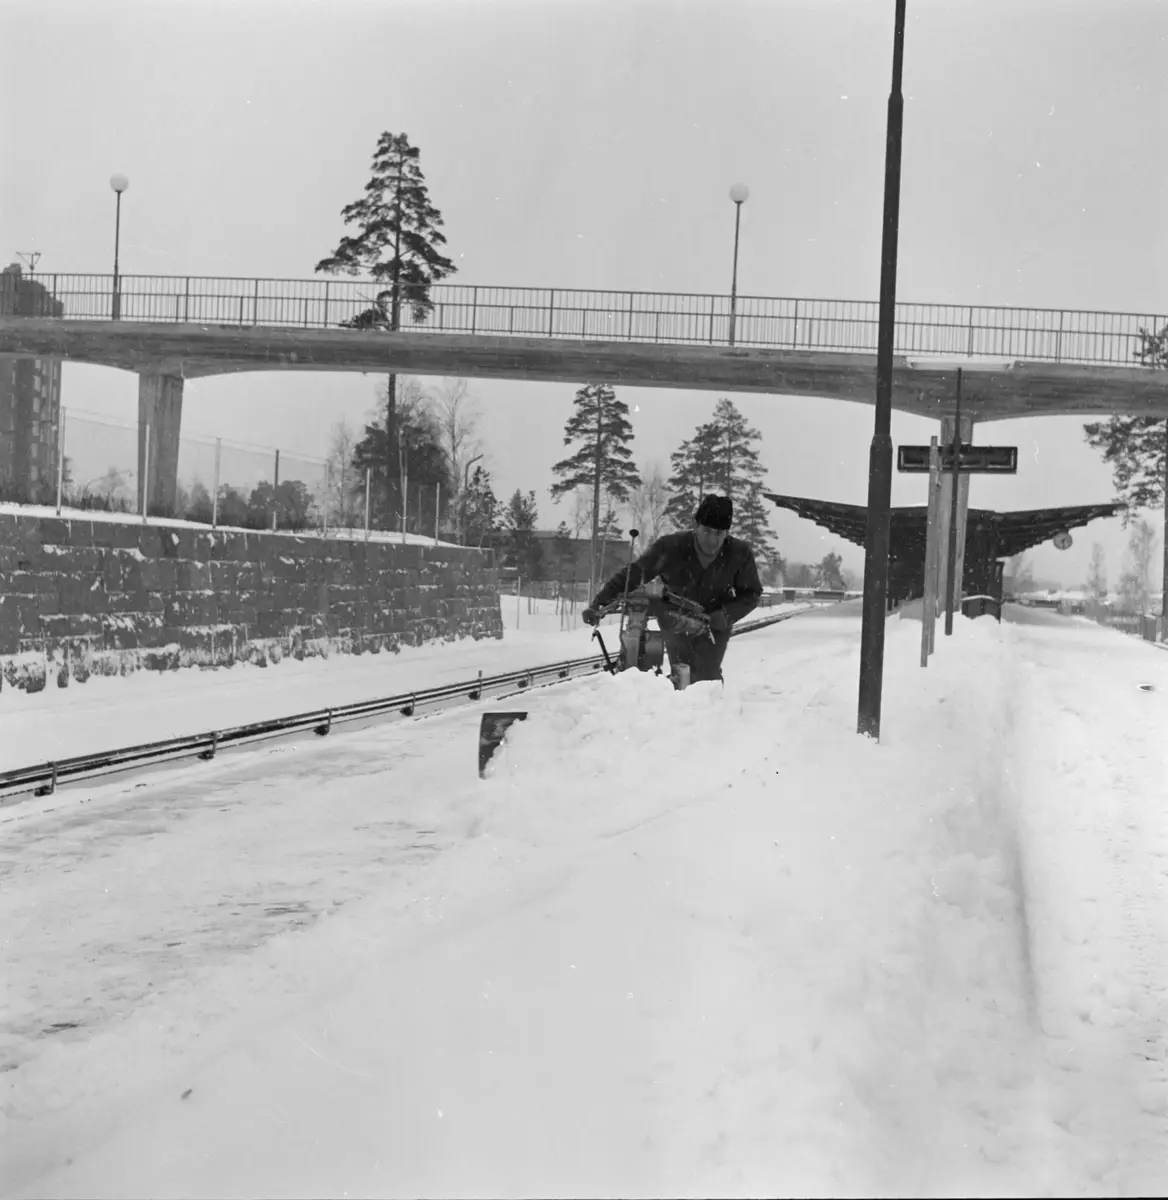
[937,415,973,610]
[137,371,184,517]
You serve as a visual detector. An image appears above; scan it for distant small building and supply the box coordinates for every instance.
[0,264,64,504]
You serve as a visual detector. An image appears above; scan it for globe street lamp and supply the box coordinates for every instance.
[728,183,749,346]
[110,174,129,319]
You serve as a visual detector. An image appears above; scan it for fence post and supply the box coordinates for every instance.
[401,467,408,544]
[323,281,329,328]
[254,278,260,326]
[792,299,799,348]
[1056,309,1064,363]
[184,277,190,323]
[56,406,67,515]
[966,306,975,357]
[141,422,151,522]
[709,295,715,344]
[628,291,634,340]
[364,467,371,541]
[549,289,555,336]
[212,438,221,528]
[323,463,330,538]
[471,287,478,334]
[435,481,440,545]
[272,449,280,531]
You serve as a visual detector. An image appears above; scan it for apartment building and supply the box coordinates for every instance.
[0,263,63,504]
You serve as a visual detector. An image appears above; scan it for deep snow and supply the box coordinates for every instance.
[2,600,1167,1198]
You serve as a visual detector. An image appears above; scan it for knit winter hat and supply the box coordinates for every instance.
[694,494,733,530]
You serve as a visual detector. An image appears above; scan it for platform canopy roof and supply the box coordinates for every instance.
[764,493,1127,559]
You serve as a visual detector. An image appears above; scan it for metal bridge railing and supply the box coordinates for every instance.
[2,273,1165,370]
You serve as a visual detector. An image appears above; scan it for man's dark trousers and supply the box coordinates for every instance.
[665,628,731,684]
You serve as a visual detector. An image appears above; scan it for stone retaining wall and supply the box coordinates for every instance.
[0,514,502,693]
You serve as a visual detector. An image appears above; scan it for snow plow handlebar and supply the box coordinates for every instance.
[595,586,712,635]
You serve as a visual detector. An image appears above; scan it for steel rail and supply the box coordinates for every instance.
[0,604,819,803]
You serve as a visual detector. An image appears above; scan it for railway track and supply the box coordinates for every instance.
[0,604,819,803]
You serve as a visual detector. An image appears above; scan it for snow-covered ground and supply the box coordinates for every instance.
[3,600,1167,1197]
[0,501,464,548]
[0,593,810,772]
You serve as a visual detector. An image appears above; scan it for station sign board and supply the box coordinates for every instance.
[897,444,1018,474]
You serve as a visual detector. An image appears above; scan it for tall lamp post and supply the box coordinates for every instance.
[728,183,749,346]
[856,0,908,741]
[110,174,129,319]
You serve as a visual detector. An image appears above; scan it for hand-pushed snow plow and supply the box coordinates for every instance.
[590,581,712,689]
[478,575,713,776]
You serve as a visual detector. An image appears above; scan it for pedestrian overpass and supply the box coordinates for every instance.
[1,271,1166,515]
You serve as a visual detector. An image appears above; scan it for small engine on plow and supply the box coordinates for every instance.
[591,579,711,691]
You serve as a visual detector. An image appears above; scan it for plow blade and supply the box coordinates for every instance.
[478,711,529,777]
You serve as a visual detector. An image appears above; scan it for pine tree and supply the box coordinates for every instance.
[666,423,721,528]
[815,552,846,590]
[706,399,766,499]
[549,384,642,595]
[315,131,456,524]
[552,520,576,585]
[1083,414,1167,520]
[667,399,781,566]
[1084,322,1168,620]
[462,465,498,548]
[501,489,543,579]
[351,379,451,534]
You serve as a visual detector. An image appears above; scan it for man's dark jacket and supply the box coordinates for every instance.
[592,531,763,628]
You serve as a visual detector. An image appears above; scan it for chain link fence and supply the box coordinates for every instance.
[4,405,484,547]
[31,407,411,539]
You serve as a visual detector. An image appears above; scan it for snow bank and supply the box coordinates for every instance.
[6,608,1106,1198]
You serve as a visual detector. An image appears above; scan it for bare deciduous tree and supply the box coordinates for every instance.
[1119,517,1158,614]
[1005,551,1034,595]
[626,461,672,547]
[1085,542,1108,605]
[432,378,481,487]
[325,419,362,528]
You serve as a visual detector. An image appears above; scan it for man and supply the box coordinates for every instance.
[582,494,763,684]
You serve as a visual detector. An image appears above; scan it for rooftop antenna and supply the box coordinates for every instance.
[15,251,41,274]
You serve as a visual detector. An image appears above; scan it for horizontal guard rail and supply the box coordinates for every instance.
[0,605,814,803]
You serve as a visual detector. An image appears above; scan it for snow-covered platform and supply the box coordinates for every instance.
[3,602,1168,1197]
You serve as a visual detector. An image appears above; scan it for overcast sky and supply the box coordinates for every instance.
[3,0,1166,583]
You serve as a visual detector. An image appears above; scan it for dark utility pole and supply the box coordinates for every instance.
[387,152,404,528]
[857,0,908,740]
[944,368,963,635]
[1162,420,1168,628]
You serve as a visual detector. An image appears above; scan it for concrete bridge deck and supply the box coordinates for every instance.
[2,272,1166,515]
[3,317,1168,422]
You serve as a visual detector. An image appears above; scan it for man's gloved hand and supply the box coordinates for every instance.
[581,606,602,627]
[707,608,730,633]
